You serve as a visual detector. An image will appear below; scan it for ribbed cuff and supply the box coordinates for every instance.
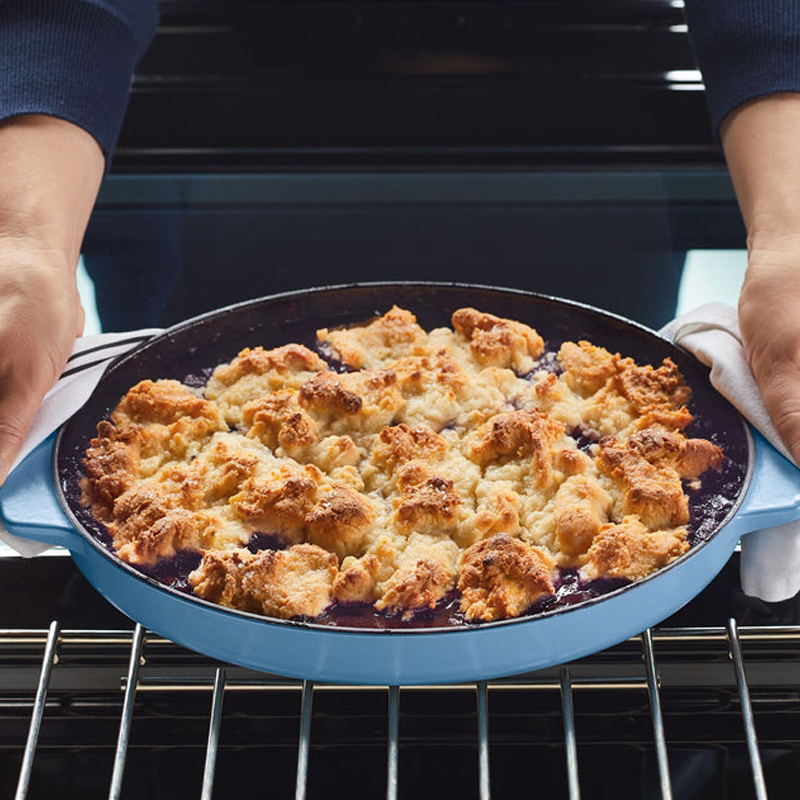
[685,0,800,143]
[0,0,156,162]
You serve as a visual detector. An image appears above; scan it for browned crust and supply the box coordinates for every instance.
[452,307,545,369]
[468,409,566,490]
[111,379,223,430]
[189,543,338,619]
[242,390,318,450]
[457,534,556,621]
[391,349,468,394]
[372,423,448,469]
[375,556,456,617]
[612,356,691,414]
[583,516,689,582]
[299,371,363,416]
[557,340,618,396]
[626,427,724,480]
[117,510,207,565]
[229,465,321,545]
[630,407,694,435]
[304,484,376,558]
[82,380,226,518]
[597,437,689,529]
[200,451,261,504]
[210,344,329,388]
[332,554,381,604]
[81,421,146,516]
[553,476,611,559]
[393,473,462,532]
[470,490,521,540]
[317,305,427,368]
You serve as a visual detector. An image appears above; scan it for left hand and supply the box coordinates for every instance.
[738,228,800,463]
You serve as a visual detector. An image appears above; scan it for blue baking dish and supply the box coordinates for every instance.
[2,283,798,685]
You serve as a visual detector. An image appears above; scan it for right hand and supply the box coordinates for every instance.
[0,245,84,481]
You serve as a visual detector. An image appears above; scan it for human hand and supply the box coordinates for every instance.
[738,230,800,464]
[0,246,85,480]
[0,114,104,484]
[718,94,800,464]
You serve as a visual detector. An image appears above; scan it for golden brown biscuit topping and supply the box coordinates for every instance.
[81,306,724,625]
[458,534,556,622]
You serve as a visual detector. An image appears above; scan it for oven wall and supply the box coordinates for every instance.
[82,1,746,332]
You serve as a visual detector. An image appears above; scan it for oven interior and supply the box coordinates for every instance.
[5,2,797,798]
[4,554,800,799]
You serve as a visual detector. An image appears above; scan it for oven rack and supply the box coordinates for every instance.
[3,621,800,800]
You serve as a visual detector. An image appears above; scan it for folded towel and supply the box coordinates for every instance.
[661,303,800,602]
[0,329,162,557]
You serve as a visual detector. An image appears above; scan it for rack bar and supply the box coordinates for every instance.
[4,623,800,649]
[124,676,651,693]
[0,629,134,646]
[14,620,60,800]
[727,618,768,800]
[560,667,581,800]
[642,629,673,800]
[477,681,490,800]
[109,624,145,800]
[387,686,399,800]
[200,668,226,800]
[295,680,314,800]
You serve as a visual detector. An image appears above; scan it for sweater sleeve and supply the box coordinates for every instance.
[684,0,800,140]
[0,0,158,160]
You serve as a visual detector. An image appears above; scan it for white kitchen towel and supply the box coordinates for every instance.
[0,329,162,557]
[661,302,800,602]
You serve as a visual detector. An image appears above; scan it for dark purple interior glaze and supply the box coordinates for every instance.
[55,283,749,631]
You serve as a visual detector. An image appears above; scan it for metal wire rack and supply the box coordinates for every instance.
[4,620,800,800]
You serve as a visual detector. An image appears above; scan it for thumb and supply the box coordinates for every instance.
[0,385,43,485]
[756,369,800,466]
[0,340,67,484]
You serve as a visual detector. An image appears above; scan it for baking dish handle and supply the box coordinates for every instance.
[0,434,78,550]
[735,429,800,533]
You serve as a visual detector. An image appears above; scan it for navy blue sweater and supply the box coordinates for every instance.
[0,0,158,159]
[0,0,798,159]
[685,0,800,138]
